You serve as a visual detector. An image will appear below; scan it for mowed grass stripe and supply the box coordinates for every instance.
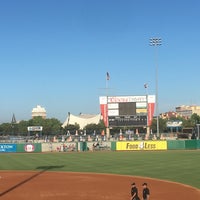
[0,151,199,188]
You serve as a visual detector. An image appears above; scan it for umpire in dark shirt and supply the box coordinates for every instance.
[142,183,150,200]
[130,182,140,200]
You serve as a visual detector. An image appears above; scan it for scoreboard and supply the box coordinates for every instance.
[118,102,136,115]
[100,95,155,127]
[108,115,147,127]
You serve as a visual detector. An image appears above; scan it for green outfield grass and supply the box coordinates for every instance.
[0,150,199,189]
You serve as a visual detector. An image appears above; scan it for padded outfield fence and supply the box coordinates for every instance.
[0,140,200,153]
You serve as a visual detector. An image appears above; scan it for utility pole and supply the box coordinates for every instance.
[106,72,110,139]
[144,83,149,137]
[150,38,162,138]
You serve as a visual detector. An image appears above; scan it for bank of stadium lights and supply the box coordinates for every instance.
[149,37,162,138]
[149,38,162,46]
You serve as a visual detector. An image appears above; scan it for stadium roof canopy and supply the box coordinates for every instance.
[62,113,102,129]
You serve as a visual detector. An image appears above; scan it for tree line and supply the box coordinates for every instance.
[0,114,200,136]
[0,116,106,136]
[151,113,200,133]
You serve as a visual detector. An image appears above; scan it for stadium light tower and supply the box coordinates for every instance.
[144,83,149,135]
[149,37,162,138]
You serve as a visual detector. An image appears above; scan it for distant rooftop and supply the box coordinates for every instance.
[32,105,46,119]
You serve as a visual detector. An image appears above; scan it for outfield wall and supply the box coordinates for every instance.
[0,140,200,153]
[0,143,41,153]
[167,140,200,150]
[114,140,200,151]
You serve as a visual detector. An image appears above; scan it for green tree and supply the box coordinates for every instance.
[182,118,193,128]
[150,117,168,133]
[26,117,62,135]
[84,122,105,135]
[18,120,29,134]
[150,118,157,133]
[42,118,62,135]
[0,123,13,134]
[28,116,45,126]
[63,123,80,134]
[190,113,200,125]
[159,118,168,133]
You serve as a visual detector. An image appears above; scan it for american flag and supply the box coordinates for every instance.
[106,72,110,80]
[144,83,148,88]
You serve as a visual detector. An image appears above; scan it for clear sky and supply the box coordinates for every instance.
[0,0,200,123]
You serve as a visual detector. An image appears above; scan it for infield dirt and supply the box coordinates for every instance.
[0,171,199,200]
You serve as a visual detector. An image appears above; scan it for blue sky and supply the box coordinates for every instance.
[0,0,200,123]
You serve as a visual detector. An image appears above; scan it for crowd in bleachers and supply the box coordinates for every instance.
[0,130,158,144]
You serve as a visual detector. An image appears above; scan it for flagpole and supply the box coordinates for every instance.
[106,72,110,93]
[106,72,110,140]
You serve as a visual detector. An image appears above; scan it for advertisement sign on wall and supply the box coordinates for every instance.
[0,144,17,153]
[24,144,35,152]
[17,143,41,153]
[116,141,167,151]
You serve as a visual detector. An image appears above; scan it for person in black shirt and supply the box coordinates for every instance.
[130,182,140,200]
[142,182,150,200]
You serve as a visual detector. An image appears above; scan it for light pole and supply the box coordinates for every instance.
[144,83,149,136]
[150,38,162,138]
[106,72,110,140]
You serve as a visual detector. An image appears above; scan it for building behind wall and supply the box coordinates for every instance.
[176,105,200,118]
[31,105,47,119]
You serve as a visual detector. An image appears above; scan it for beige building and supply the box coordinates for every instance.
[176,105,200,118]
[31,105,47,119]
[160,111,178,119]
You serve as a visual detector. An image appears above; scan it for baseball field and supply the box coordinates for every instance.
[0,150,200,199]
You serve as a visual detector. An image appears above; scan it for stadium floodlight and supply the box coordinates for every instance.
[149,37,162,138]
[149,38,162,46]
